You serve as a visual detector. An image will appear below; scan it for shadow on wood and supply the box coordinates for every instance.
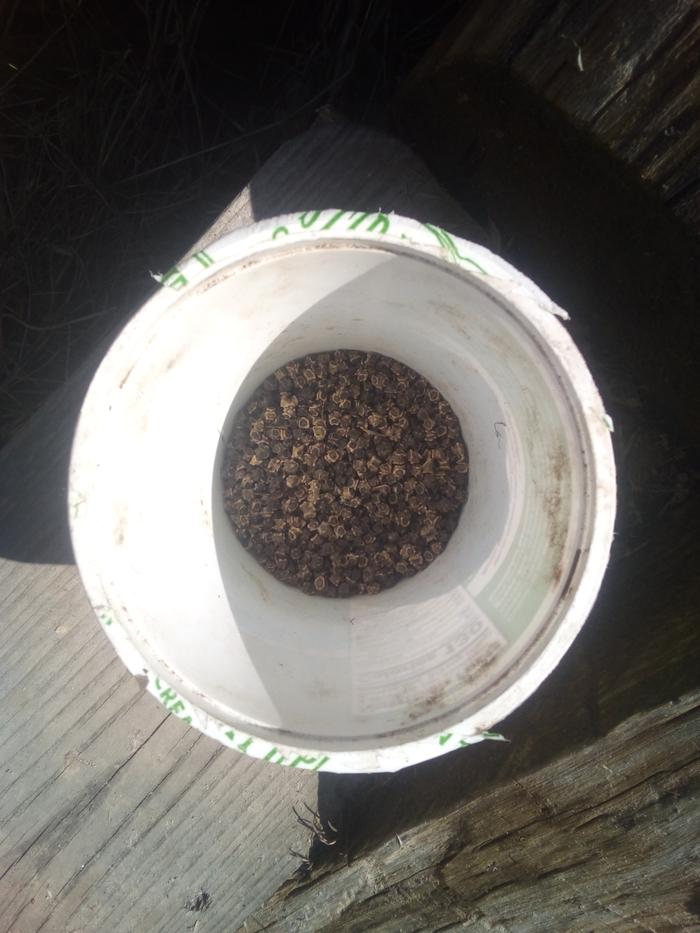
[0,364,96,565]
[242,66,700,933]
[248,692,700,932]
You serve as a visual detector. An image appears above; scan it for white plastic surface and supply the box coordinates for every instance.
[69,211,616,773]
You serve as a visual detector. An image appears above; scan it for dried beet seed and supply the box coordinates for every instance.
[222,350,468,598]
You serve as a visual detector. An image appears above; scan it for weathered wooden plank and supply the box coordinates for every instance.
[0,120,479,933]
[421,0,560,69]
[410,0,700,234]
[0,473,319,933]
[242,690,700,932]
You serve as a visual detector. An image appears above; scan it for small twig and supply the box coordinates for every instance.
[1,310,109,331]
[292,805,317,834]
[293,803,338,845]
[289,847,312,871]
[0,14,73,94]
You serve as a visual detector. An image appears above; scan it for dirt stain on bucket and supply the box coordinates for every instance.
[544,443,569,553]
[114,514,126,546]
[407,682,448,721]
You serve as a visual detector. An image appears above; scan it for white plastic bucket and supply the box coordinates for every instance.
[69,210,615,773]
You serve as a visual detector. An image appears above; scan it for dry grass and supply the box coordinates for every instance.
[0,0,461,447]
[0,1,291,444]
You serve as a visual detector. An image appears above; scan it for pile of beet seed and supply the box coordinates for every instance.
[222,349,468,597]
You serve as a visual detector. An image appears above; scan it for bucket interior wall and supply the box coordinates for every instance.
[95,243,587,747]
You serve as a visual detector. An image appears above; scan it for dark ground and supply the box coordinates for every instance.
[0,0,461,447]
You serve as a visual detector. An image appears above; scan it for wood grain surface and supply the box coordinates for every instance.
[409,0,700,234]
[248,690,700,932]
[0,120,479,933]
